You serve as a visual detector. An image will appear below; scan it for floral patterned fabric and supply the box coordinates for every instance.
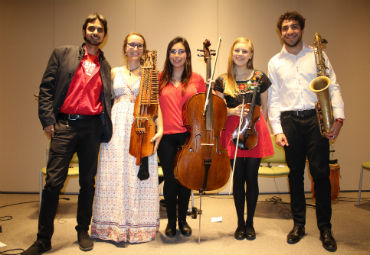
[91,66,159,243]
[214,70,273,158]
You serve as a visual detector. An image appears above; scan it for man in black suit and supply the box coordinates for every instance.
[22,13,113,255]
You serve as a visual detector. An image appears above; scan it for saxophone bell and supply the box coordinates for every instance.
[309,75,333,135]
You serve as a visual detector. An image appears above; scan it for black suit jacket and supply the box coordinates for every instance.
[38,44,113,142]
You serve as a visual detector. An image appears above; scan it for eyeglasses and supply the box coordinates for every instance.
[87,26,104,33]
[170,49,186,55]
[127,42,144,49]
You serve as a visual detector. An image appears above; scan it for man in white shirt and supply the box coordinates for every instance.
[268,11,344,252]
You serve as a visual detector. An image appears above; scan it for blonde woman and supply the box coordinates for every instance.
[214,37,273,240]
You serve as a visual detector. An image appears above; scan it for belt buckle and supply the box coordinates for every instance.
[296,111,304,118]
[68,114,78,120]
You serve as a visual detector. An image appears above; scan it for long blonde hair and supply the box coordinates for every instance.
[224,37,254,97]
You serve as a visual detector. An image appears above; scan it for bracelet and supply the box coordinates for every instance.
[335,118,344,125]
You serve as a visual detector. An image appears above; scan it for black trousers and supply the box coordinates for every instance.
[157,132,190,223]
[281,112,331,231]
[37,117,102,242]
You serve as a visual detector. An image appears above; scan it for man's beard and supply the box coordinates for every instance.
[84,35,102,46]
[284,34,302,48]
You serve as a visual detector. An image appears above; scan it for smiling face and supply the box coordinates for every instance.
[169,42,187,69]
[125,34,145,63]
[281,19,303,48]
[232,42,253,68]
[83,19,105,46]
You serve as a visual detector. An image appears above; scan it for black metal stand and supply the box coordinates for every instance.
[187,191,199,219]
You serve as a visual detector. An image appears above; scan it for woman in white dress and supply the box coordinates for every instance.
[91,32,163,244]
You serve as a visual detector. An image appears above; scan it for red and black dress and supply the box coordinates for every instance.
[214,70,273,237]
[214,70,273,159]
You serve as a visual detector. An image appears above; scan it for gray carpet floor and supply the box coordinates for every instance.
[0,192,369,255]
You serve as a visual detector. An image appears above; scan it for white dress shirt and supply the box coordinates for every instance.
[267,43,345,134]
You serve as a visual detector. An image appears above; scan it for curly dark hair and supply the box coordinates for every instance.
[277,11,305,33]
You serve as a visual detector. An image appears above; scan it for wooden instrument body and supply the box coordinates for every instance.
[232,103,260,150]
[129,52,159,165]
[174,92,231,191]
[231,75,262,151]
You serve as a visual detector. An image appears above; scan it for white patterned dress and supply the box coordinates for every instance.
[91,66,159,243]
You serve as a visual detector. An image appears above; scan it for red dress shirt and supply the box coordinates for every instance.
[60,48,103,115]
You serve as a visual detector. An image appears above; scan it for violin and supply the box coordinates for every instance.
[231,75,261,150]
[129,51,159,165]
[174,39,231,191]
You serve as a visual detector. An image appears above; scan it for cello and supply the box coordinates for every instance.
[129,51,159,165]
[174,39,231,192]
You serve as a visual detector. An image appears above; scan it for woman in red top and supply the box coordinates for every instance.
[158,37,205,237]
[214,37,273,240]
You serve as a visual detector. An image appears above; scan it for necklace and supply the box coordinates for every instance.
[171,78,182,88]
[128,65,140,76]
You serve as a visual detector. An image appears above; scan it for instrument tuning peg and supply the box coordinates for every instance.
[197,54,204,57]
[197,49,205,52]
[322,38,328,44]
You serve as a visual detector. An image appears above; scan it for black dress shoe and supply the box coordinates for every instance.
[287,225,305,244]
[234,226,246,240]
[165,222,176,237]
[21,240,51,255]
[245,226,256,240]
[320,229,337,252]
[178,220,192,236]
[77,230,93,251]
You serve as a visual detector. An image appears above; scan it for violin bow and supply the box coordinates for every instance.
[229,95,246,194]
[203,37,222,116]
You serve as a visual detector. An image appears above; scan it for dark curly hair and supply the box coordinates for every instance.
[277,11,305,33]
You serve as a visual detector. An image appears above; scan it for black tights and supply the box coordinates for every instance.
[157,133,190,223]
[231,157,261,228]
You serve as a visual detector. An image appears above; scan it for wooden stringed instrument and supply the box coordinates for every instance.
[174,39,231,191]
[129,51,159,165]
[231,76,262,150]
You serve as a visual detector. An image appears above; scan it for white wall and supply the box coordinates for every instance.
[0,0,369,194]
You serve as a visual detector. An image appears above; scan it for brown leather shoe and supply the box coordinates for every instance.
[287,225,305,244]
[21,240,51,255]
[320,229,337,252]
[77,230,93,251]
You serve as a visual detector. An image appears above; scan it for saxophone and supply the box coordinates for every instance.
[309,32,334,136]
